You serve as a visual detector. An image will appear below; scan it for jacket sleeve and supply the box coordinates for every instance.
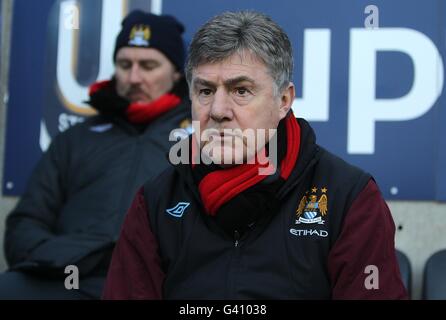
[328,179,409,299]
[4,133,111,277]
[102,188,165,299]
[4,134,68,268]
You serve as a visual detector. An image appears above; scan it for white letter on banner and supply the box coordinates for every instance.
[348,28,444,154]
[292,29,331,121]
[364,5,379,29]
[56,0,124,115]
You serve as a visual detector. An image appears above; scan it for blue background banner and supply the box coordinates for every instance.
[3,0,446,201]
[0,2,2,66]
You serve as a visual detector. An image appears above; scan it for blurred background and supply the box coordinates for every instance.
[1,0,446,299]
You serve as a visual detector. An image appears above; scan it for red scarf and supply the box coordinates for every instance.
[125,94,181,124]
[89,80,181,124]
[197,115,301,216]
[89,80,111,96]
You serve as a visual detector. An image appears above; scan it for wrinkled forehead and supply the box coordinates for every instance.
[191,51,271,84]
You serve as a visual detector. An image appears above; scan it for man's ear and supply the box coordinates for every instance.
[279,82,295,120]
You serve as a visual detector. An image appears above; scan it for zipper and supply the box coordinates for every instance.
[234,230,240,248]
[227,230,241,299]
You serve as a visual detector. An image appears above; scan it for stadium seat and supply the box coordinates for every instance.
[422,249,446,300]
[396,249,412,297]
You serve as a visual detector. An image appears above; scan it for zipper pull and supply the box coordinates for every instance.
[234,230,240,248]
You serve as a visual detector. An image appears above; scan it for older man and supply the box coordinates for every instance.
[1,10,190,299]
[103,11,407,299]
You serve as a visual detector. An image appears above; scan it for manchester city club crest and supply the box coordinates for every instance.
[295,187,328,224]
[129,24,151,46]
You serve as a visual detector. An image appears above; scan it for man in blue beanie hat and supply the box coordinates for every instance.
[90,10,188,122]
[0,10,190,299]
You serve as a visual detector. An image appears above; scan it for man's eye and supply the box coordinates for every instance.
[234,87,250,96]
[118,62,131,70]
[141,65,153,71]
[199,89,213,96]
[141,63,158,71]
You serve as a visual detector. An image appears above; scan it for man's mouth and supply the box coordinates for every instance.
[205,133,247,147]
[128,90,148,103]
[208,132,233,140]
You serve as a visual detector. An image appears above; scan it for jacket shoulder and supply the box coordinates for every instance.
[143,165,179,201]
[50,115,111,141]
[315,147,372,216]
[317,147,371,187]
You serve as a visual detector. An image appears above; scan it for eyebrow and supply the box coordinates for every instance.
[116,58,160,65]
[193,76,256,89]
[192,78,217,89]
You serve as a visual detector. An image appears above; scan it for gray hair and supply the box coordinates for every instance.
[185,11,294,95]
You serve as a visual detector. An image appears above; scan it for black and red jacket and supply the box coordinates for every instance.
[103,118,408,299]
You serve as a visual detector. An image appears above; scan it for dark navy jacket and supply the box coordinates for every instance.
[4,100,190,298]
[103,118,408,299]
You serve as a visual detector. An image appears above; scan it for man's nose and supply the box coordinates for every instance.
[129,65,143,84]
[210,90,233,123]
